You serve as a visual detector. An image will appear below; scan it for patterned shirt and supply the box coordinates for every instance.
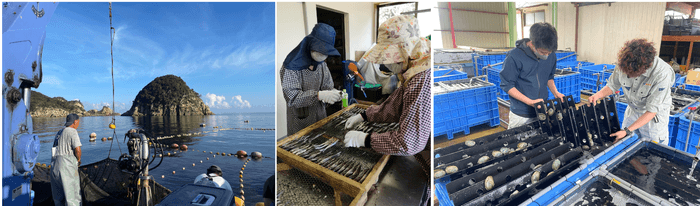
[365,69,431,156]
[281,63,334,135]
[606,56,674,114]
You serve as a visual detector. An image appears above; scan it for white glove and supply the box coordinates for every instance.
[344,131,368,147]
[345,114,364,129]
[318,90,341,104]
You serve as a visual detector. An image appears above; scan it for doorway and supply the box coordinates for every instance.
[316,7,346,115]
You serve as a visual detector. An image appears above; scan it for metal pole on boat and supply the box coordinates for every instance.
[137,133,153,206]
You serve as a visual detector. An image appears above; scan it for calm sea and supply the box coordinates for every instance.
[33,113,275,204]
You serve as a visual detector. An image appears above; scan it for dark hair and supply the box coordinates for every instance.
[530,23,558,52]
[618,38,656,77]
[207,165,222,176]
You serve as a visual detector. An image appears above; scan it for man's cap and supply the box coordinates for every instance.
[207,165,222,175]
[65,114,79,127]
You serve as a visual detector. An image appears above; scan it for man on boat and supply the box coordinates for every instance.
[50,113,83,206]
[194,165,233,192]
[589,38,674,145]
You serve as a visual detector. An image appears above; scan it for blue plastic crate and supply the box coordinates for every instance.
[616,101,627,126]
[556,61,594,71]
[669,102,700,147]
[556,51,577,63]
[473,53,506,75]
[434,81,500,139]
[434,70,470,82]
[579,64,615,93]
[674,76,700,92]
[675,115,700,154]
[547,71,581,102]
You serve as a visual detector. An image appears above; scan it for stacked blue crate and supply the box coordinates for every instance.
[472,53,506,75]
[555,51,576,62]
[670,102,700,147]
[548,71,582,102]
[675,113,700,154]
[489,66,580,102]
[674,76,700,91]
[616,101,627,125]
[556,61,594,71]
[486,65,509,100]
[434,79,500,139]
[434,69,469,82]
[579,64,615,93]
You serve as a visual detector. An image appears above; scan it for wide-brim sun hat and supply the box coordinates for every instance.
[362,15,430,66]
[309,23,341,56]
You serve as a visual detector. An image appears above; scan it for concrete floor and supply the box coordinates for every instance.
[435,94,592,149]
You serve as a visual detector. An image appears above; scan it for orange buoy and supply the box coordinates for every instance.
[101,137,107,141]
[236,150,247,157]
[180,144,188,150]
[171,143,179,149]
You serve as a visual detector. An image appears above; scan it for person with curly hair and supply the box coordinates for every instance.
[500,22,565,129]
[589,38,674,144]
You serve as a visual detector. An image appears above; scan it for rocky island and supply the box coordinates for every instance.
[29,91,118,117]
[121,74,214,116]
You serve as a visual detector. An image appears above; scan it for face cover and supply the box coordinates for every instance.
[532,47,549,60]
[310,51,328,62]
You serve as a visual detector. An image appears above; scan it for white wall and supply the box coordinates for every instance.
[276,2,306,138]
[276,2,377,138]
[555,3,665,64]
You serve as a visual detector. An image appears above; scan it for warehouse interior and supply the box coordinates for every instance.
[276,2,435,205]
[433,2,700,206]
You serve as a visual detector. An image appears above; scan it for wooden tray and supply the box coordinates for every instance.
[277,104,390,206]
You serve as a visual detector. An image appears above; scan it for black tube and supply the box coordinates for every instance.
[446,140,560,193]
[463,148,583,206]
[497,155,582,206]
[436,129,542,165]
[435,124,538,155]
[449,144,572,206]
[437,134,551,172]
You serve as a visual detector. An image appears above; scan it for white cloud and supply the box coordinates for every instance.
[85,101,129,113]
[232,95,251,109]
[204,93,231,109]
[42,75,64,88]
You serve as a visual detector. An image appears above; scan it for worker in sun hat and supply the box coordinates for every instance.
[342,14,431,206]
[500,22,564,129]
[281,23,342,135]
[342,15,430,156]
[589,38,674,145]
[50,113,82,206]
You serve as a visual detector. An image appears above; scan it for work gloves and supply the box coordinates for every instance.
[318,89,341,104]
[344,131,368,147]
[345,114,364,129]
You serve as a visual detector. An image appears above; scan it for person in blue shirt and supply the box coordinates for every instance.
[500,22,564,129]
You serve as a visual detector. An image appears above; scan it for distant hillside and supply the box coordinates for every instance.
[122,74,214,116]
[29,91,118,117]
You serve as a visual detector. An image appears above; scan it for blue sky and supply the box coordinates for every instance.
[39,2,275,113]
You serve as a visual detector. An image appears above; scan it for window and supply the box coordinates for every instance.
[377,2,418,26]
[524,11,545,26]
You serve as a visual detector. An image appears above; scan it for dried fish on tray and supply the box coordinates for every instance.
[277,104,390,206]
[279,133,382,183]
[314,107,400,140]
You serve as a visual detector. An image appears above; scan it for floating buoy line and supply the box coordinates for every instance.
[37,146,268,204]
